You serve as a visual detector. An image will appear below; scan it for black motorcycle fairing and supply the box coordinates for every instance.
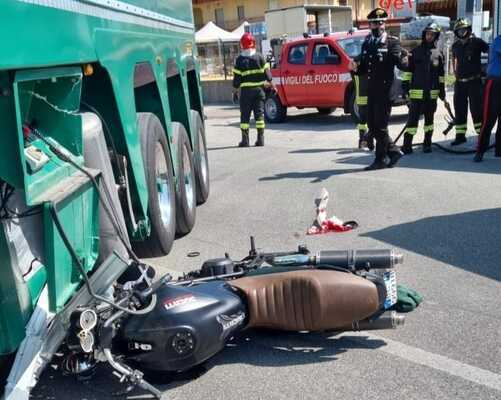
[118,281,246,372]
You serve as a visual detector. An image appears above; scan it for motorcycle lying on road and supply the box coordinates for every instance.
[42,237,406,398]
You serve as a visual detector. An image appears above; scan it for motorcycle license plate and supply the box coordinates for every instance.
[382,270,397,309]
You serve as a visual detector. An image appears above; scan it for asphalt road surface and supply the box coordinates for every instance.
[33,99,501,400]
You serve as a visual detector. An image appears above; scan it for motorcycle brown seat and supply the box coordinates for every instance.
[230,269,380,331]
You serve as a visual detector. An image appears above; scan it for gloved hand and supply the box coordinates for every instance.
[439,90,446,101]
[232,89,239,104]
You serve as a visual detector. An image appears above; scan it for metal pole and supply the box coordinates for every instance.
[222,42,228,80]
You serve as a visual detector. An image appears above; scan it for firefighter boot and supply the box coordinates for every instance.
[239,129,250,147]
[358,132,366,149]
[367,133,375,151]
[364,160,387,171]
[451,134,467,146]
[402,133,414,154]
[423,132,433,153]
[255,129,264,147]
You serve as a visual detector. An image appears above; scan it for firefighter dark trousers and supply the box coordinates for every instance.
[367,90,399,162]
[405,99,437,142]
[454,78,484,136]
[239,87,265,132]
[477,78,501,155]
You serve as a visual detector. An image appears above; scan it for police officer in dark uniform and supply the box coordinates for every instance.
[233,32,273,147]
[350,8,406,170]
[451,18,489,145]
[401,23,446,154]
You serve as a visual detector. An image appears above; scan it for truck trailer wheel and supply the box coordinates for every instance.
[190,110,210,205]
[264,93,287,123]
[174,122,197,235]
[317,107,335,115]
[134,113,176,257]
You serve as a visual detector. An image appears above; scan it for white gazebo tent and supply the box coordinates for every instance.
[195,21,240,78]
[195,21,240,44]
[231,21,250,38]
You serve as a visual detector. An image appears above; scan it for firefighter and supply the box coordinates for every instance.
[474,34,501,162]
[352,69,374,150]
[451,18,489,145]
[232,32,273,147]
[401,23,445,154]
[349,8,406,170]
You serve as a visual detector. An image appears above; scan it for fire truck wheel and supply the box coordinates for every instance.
[264,93,287,123]
[174,122,197,236]
[349,90,360,124]
[317,107,335,115]
[190,110,210,205]
[134,112,176,257]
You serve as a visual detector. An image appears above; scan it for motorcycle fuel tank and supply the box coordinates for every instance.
[118,281,247,372]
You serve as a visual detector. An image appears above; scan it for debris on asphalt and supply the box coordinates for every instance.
[307,188,358,235]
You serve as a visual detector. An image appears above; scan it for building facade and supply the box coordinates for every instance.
[193,0,379,31]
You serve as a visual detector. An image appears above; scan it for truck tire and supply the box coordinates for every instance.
[134,113,176,258]
[190,110,210,205]
[264,93,287,123]
[174,122,197,235]
[348,90,360,124]
[317,107,335,115]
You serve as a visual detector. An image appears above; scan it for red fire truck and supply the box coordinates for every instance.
[265,30,406,123]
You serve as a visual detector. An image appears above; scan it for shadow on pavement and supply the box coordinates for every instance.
[210,110,408,133]
[207,145,242,151]
[362,208,501,282]
[289,147,369,155]
[337,149,501,175]
[31,331,386,399]
[158,330,386,390]
[260,167,365,183]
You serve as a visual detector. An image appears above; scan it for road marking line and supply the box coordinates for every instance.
[343,332,501,392]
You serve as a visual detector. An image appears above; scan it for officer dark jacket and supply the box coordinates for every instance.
[232,53,272,89]
[354,32,405,89]
[452,36,489,79]
[402,44,445,100]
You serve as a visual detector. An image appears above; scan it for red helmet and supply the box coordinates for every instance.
[240,32,256,49]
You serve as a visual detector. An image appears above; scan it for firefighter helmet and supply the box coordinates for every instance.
[240,32,256,49]
[454,18,471,31]
[422,22,441,42]
[453,18,472,38]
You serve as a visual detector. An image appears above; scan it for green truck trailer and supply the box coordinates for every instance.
[0,1,209,398]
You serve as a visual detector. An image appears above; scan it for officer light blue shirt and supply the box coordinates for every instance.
[487,35,501,78]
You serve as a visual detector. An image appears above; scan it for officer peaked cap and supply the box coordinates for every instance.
[367,8,388,22]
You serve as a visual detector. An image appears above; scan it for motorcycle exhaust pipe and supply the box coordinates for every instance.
[271,249,403,270]
[315,249,403,270]
[349,311,405,331]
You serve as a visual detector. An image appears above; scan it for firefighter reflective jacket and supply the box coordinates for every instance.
[232,53,272,89]
[402,44,445,100]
